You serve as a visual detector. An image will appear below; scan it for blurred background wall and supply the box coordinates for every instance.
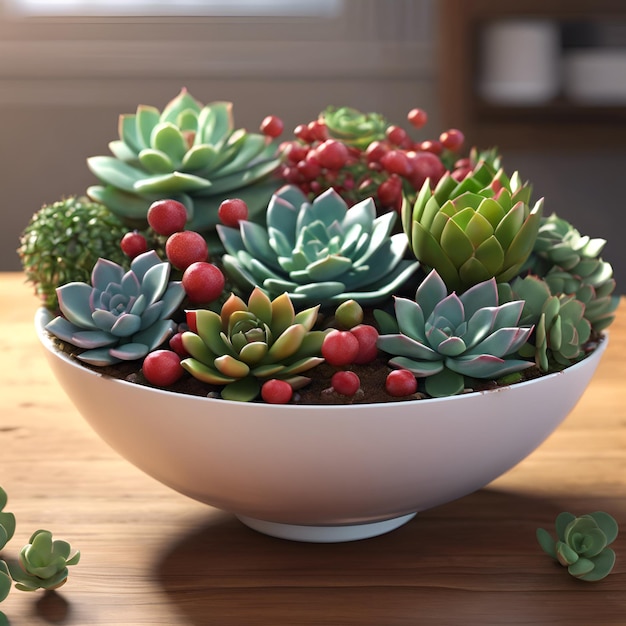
[1,0,625,289]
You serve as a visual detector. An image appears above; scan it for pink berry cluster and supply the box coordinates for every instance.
[277,108,468,213]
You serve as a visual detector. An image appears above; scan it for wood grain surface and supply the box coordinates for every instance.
[1,273,624,625]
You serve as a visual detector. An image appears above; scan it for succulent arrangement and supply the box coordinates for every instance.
[20,91,618,407]
[0,487,79,623]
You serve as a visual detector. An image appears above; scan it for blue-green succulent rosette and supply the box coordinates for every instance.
[216,185,421,306]
[45,251,185,366]
[377,269,534,397]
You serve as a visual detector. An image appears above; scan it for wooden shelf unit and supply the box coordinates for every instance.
[438,0,626,150]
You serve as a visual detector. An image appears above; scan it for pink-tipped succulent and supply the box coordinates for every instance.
[180,288,326,401]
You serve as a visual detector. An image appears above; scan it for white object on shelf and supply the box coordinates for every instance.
[479,19,561,105]
[563,49,626,104]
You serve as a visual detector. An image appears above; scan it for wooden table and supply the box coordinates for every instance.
[1,272,625,625]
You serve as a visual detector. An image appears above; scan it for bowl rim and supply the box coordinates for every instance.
[35,306,608,411]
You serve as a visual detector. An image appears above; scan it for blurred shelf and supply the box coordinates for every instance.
[438,0,626,151]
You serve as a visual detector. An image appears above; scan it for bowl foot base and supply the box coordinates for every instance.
[236,512,416,542]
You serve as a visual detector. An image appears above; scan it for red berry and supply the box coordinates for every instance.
[386,125,409,147]
[377,175,403,209]
[321,330,359,366]
[315,139,349,170]
[296,159,322,181]
[182,262,225,304]
[364,140,389,163]
[218,198,249,227]
[350,324,379,364]
[120,231,148,259]
[165,231,209,271]
[294,124,313,143]
[439,128,465,152]
[260,115,284,138]
[142,350,184,387]
[261,379,293,404]
[147,199,188,236]
[185,310,198,333]
[380,149,413,177]
[418,140,443,155]
[284,142,308,164]
[385,369,417,397]
[331,371,361,396]
[406,151,446,189]
[452,167,472,182]
[169,332,189,358]
[307,120,328,142]
[407,108,428,129]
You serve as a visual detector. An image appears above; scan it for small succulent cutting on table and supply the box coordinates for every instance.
[21,91,619,405]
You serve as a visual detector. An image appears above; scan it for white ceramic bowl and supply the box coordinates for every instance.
[36,308,607,542]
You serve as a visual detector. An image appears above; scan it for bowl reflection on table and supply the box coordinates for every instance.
[35,308,607,543]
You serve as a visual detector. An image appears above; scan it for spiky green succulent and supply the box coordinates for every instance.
[0,489,15,552]
[181,288,325,401]
[377,269,533,397]
[537,512,618,582]
[320,105,388,150]
[402,161,543,293]
[87,88,281,233]
[502,275,592,372]
[45,251,185,366]
[526,214,618,332]
[18,196,129,310]
[217,185,420,306]
[10,530,80,592]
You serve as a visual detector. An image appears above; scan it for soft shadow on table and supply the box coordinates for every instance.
[152,488,625,626]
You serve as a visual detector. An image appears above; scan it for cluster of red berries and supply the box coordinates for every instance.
[119,198,250,304]
[120,198,251,389]
[276,108,468,212]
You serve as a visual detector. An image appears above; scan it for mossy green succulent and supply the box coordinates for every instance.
[537,511,618,581]
[18,196,129,310]
[181,287,326,401]
[0,489,15,553]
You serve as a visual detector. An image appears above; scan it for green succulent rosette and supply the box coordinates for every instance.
[320,105,388,150]
[403,162,543,293]
[377,269,534,397]
[87,88,282,233]
[45,251,185,366]
[537,511,618,582]
[502,275,592,372]
[10,530,80,591]
[181,288,325,402]
[526,213,618,332]
[217,185,420,306]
